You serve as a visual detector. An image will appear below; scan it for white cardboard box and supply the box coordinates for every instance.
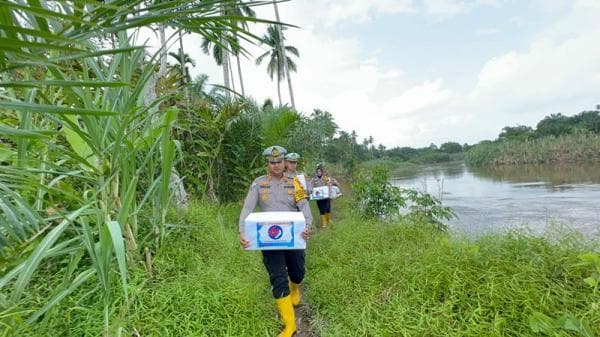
[243,211,306,250]
[310,185,342,200]
[309,186,330,200]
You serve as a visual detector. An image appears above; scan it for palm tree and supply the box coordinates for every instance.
[192,74,210,98]
[272,0,296,109]
[201,1,255,99]
[201,33,234,99]
[255,25,299,107]
[168,49,196,85]
[227,1,256,97]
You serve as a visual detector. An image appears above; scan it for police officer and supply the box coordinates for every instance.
[284,152,310,193]
[311,162,338,228]
[239,146,312,337]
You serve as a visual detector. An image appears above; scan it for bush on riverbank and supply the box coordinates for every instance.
[465,132,600,166]
[351,165,454,229]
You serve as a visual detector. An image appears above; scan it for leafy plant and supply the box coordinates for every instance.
[403,189,455,231]
[351,165,406,219]
[0,0,270,333]
[351,165,454,228]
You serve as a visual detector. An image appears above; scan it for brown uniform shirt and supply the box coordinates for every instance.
[239,174,313,233]
[311,174,338,188]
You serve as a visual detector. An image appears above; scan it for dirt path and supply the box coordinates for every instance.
[294,302,316,337]
[290,283,317,337]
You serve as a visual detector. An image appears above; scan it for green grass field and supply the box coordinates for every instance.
[10,198,599,337]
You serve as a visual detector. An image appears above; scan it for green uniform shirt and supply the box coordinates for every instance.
[239,174,313,233]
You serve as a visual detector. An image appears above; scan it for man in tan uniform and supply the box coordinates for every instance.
[284,152,310,193]
[239,146,312,337]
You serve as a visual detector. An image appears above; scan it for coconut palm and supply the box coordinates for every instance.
[228,1,256,97]
[255,25,299,107]
[201,32,236,97]
[168,49,196,85]
[271,0,296,108]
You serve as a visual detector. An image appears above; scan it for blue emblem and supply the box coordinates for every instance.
[268,225,283,239]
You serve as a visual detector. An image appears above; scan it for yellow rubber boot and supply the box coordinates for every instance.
[289,281,301,306]
[320,214,327,228]
[275,295,296,337]
[325,213,332,225]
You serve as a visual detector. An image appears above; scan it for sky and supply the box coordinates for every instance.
[142,0,600,148]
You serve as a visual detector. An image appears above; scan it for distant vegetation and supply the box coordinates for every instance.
[466,108,600,166]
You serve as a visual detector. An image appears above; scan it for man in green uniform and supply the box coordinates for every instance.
[239,146,312,337]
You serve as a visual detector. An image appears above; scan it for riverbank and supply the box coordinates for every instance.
[10,195,599,336]
[465,132,600,166]
[308,196,599,336]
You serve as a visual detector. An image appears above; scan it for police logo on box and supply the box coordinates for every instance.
[268,225,283,240]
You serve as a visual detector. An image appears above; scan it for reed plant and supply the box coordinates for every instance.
[0,0,271,333]
[465,132,600,166]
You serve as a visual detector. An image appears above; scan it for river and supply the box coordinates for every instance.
[390,161,600,237]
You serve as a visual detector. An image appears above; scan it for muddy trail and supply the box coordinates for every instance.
[293,302,316,337]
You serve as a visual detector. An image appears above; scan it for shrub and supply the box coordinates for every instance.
[351,165,454,228]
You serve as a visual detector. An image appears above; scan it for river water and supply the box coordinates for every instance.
[390,161,600,237]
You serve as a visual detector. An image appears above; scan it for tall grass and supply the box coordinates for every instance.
[9,201,277,337]
[465,132,600,166]
[0,0,273,333]
[8,196,598,336]
[306,197,600,336]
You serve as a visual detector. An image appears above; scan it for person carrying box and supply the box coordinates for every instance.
[239,145,312,337]
[311,162,338,228]
[284,152,310,194]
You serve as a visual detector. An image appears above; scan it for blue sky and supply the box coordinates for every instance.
[173,0,600,147]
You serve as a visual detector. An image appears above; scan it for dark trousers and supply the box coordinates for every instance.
[262,250,306,299]
[316,198,331,215]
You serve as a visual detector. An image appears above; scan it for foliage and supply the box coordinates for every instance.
[466,107,600,167]
[499,125,535,141]
[176,95,301,202]
[402,189,455,231]
[3,201,278,336]
[4,198,598,336]
[351,165,406,219]
[0,0,270,332]
[465,132,600,166]
[287,109,338,165]
[308,197,600,337]
[351,165,454,228]
[439,141,463,153]
[536,113,575,137]
[255,24,299,105]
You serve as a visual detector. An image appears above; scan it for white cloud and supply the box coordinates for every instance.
[422,0,506,19]
[423,0,468,17]
[317,0,415,26]
[145,0,600,148]
[475,27,501,36]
